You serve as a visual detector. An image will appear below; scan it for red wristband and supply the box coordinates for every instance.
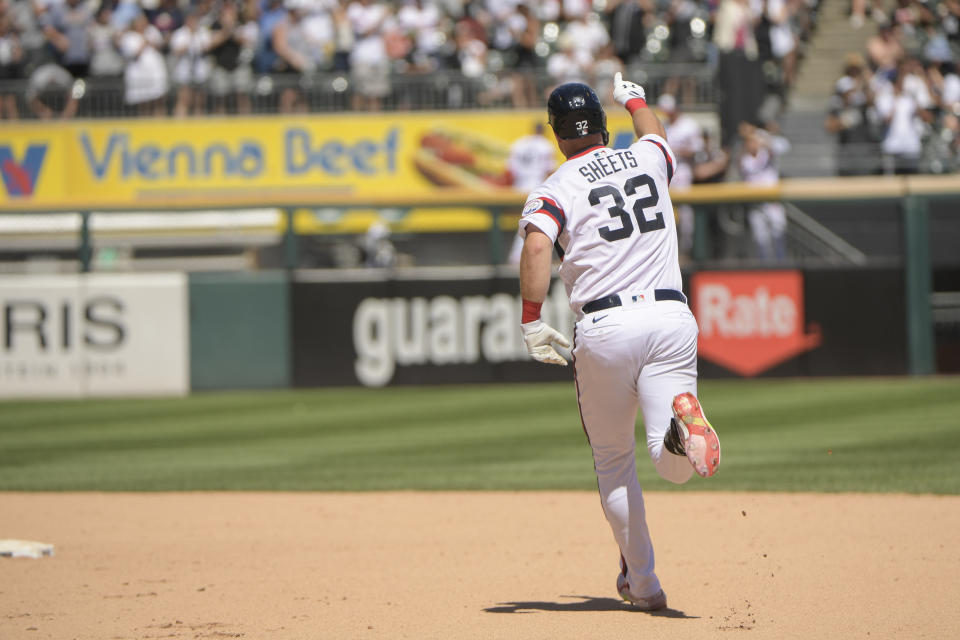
[521,299,543,324]
[625,97,647,114]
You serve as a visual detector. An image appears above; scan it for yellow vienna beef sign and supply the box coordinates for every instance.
[0,112,639,210]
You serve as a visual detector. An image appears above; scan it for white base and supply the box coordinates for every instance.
[0,539,55,558]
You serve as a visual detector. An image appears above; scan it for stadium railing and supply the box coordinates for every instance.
[1,174,956,375]
[0,63,717,118]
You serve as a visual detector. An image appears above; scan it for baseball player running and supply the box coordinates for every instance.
[517,74,721,610]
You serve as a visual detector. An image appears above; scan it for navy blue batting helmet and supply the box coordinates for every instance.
[547,83,609,146]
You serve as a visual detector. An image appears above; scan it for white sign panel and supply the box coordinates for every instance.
[0,273,189,397]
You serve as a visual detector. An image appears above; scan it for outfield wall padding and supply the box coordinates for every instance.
[290,272,572,388]
[189,271,290,390]
[288,267,909,387]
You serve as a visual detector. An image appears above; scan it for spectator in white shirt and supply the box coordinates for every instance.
[535,0,561,21]
[119,12,168,115]
[170,11,213,117]
[875,65,931,174]
[397,0,442,71]
[485,0,521,54]
[347,0,391,111]
[929,63,960,158]
[559,11,609,61]
[900,57,934,111]
[546,35,590,85]
[934,64,960,111]
[301,2,335,67]
[561,0,591,20]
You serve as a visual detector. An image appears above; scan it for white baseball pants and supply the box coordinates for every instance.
[571,292,699,599]
[748,202,787,260]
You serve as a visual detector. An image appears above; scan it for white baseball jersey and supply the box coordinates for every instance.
[519,134,681,317]
[508,134,558,191]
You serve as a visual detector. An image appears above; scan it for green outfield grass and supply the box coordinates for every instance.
[0,378,957,493]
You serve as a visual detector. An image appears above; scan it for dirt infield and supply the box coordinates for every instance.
[2,492,958,639]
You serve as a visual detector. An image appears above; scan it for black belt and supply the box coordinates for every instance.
[582,289,687,314]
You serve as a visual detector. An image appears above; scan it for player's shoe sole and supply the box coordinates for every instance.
[672,392,721,478]
[616,573,667,611]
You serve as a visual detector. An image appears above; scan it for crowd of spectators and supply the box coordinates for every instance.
[710,0,820,145]
[0,0,816,119]
[826,1,960,174]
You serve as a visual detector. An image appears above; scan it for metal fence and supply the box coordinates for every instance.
[0,63,717,119]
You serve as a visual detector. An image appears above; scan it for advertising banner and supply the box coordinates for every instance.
[294,267,909,388]
[0,112,640,210]
[693,270,823,376]
[292,272,575,387]
[692,268,907,377]
[0,273,189,397]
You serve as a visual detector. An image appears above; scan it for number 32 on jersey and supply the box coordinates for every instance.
[589,173,665,242]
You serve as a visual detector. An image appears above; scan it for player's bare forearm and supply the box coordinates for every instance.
[631,105,667,140]
[519,229,554,303]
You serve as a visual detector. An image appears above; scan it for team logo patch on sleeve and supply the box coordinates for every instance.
[522,198,544,216]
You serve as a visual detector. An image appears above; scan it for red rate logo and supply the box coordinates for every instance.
[692,271,822,376]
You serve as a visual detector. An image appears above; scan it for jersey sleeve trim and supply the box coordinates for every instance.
[539,197,566,232]
[523,196,566,233]
[643,137,675,185]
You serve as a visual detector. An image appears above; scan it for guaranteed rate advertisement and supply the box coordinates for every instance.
[691,268,908,378]
[294,267,910,388]
[0,112,640,209]
[292,274,575,388]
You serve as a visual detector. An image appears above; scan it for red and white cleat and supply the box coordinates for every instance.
[671,392,721,478]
